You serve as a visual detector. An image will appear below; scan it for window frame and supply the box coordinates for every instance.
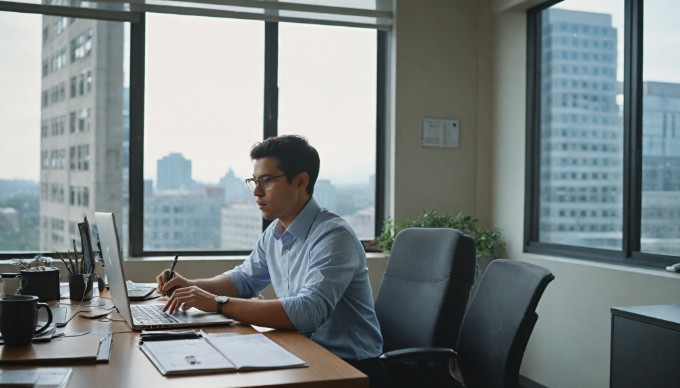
[0,5,385,259]
[525,0,678,268]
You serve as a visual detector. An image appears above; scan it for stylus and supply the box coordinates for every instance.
[166,255,179,296]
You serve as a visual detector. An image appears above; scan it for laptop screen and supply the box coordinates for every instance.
[94,212,136,327]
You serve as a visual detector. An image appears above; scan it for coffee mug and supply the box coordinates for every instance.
[0,295,53,346]
[0,273,21,297]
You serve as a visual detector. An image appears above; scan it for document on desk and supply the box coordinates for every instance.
[205,332,307,370]
[140,331,307,376]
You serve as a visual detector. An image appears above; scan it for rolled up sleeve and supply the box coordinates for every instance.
[279,227,359,335]
[223,238,271,298]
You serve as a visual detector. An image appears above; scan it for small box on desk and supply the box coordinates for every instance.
[19,268,60,302]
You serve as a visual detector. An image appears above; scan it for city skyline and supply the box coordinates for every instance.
[1,12,376,186]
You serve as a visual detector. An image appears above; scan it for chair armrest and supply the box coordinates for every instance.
[379,347,456,364]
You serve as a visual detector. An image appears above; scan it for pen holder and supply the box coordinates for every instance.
[68,273,94,301]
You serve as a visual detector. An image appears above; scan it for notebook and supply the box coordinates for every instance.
[94,212,234,331]
[126,281,156,301]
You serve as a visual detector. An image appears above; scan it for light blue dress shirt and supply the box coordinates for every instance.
[224,198,383,360]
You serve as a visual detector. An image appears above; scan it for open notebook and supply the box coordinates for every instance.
[140,331,306,376]
[94,212,233,331]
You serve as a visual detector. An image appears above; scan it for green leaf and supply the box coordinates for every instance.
[378,207,505,258]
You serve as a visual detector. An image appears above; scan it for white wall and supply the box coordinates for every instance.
[391,0,486,222]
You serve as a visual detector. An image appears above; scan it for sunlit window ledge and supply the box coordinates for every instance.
[121,252,388,284]
[523,252,680,279]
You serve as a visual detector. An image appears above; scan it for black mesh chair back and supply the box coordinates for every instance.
[456,260,554,388]
[375,227,476,353]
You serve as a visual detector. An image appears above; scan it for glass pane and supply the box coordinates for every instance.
[278,23,377,240]
[641,1,680,255]
[0,11,127,253]
[144,14,263,251]
[538,0,624,249]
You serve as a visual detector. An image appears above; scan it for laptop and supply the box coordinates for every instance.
[94,212,233,331]
[93,226,155,301]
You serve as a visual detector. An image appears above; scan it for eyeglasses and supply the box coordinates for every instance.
[245,174,287,191]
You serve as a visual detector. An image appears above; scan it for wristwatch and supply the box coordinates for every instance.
[215,295,230,315]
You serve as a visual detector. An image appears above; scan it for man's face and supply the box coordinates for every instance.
[251,157,304,227]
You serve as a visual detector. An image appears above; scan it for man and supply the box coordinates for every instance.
[157,135,386,385]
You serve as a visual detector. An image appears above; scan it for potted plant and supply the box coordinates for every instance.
[377,208,506,282]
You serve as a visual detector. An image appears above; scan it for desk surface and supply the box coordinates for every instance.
[611,304,680,332]
[3,287,368,388]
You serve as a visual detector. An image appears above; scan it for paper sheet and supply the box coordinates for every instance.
[205,333,306,370]
[142,339,235,374]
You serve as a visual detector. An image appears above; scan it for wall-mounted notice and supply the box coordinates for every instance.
[421,118,460,148]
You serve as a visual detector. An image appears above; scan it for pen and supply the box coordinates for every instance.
[58,253,73,274]
[166,255,179,296]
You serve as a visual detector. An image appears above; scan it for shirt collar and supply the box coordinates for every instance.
[273,198,320,242]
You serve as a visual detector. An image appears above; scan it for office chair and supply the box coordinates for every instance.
[375,227,477,387]
[453,260,554,388]
[380,259,554,388]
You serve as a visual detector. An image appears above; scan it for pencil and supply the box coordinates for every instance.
[59,253,73,274]
[72,239,80,274]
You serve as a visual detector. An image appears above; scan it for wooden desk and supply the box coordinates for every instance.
[610,304,680,388]
[4,288,368,388]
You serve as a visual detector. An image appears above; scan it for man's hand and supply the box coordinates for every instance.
[156,269,192,296]
[162,285,216,314]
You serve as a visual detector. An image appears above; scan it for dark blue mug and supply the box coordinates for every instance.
[0,295,53,346]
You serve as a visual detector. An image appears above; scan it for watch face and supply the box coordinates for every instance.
[216,296,228,303]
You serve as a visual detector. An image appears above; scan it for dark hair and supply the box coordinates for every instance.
[250,135,320,196]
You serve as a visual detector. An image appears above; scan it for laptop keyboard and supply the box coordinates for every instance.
[131,304,178,325]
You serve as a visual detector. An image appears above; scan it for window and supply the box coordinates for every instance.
[0,3,386,258]
[278,22,377,241]
[526,0,680,267]
[137,15,381,255]
[0,10,127,254]
[141,15,264,253]
[640,1,680,256]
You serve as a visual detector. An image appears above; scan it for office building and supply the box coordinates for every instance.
[156,152,193,191]
[39,16,124,251]
[219,168,251,205]
[640,81,680,253]
[539,8,622,249]
[121,86,130,256]
[220,201,261,250]
[313,179,338,212]
[143,186,223,250]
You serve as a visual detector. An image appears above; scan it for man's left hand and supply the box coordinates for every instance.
[162,285,216,314]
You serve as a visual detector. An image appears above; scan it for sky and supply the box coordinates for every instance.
[556,0,680,83]
[1,2,678,183]
[0,12,376,185]
[0,12,41,181]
